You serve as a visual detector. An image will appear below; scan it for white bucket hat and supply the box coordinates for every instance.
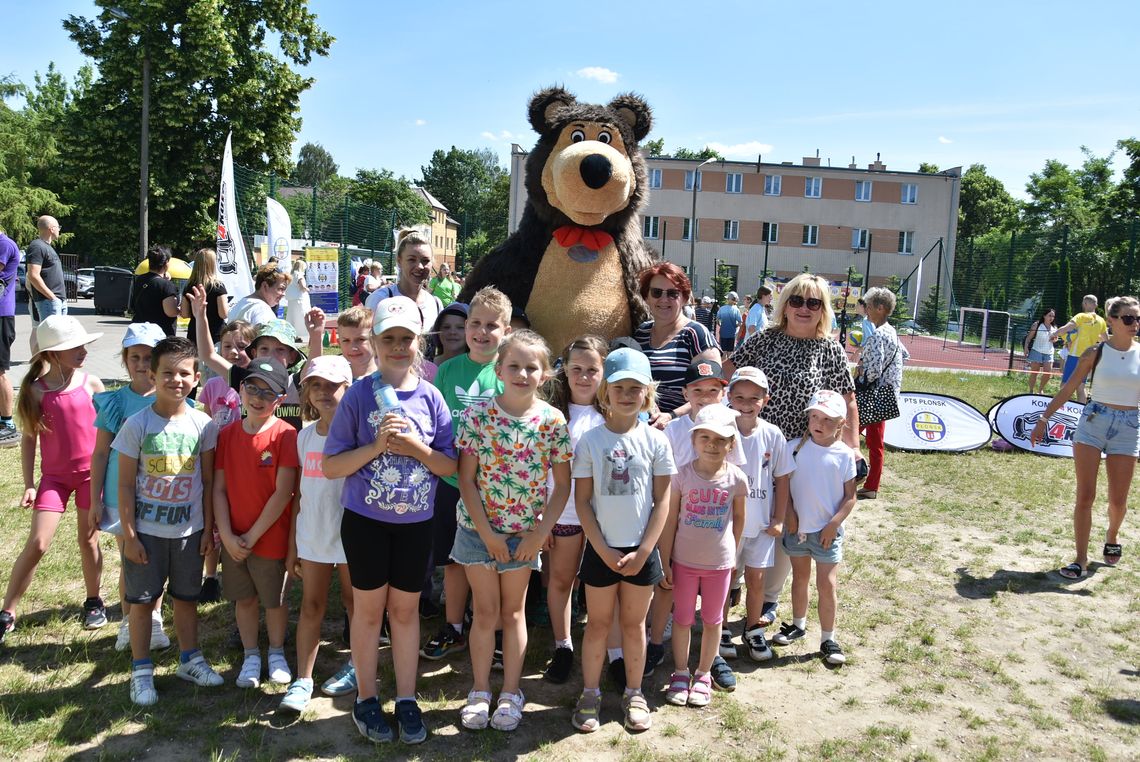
[36,315,103,354]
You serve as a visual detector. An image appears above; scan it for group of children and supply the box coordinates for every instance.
[0,281,859,744]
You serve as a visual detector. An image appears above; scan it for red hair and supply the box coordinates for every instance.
[638,262,692,301]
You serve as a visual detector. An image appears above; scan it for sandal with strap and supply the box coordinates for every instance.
[665,670,691,706]
[490,690,525,732]
[1058,562,1087,580]
[687,673,713,707]
[460,690,493,730]
[1103,543,1122,566]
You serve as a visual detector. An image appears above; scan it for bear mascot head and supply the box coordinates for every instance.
[457,86,661,355]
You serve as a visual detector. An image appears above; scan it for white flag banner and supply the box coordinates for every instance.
[216,132,255,300]
[912,253,924,320]
[266,197,292,272]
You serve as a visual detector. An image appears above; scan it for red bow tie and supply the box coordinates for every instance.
[554,225,614,251]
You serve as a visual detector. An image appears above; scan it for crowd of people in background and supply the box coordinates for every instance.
[0,216,1135,747]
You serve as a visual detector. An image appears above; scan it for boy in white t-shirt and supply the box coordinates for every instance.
[773,390,856,666]
[725,367,794,662]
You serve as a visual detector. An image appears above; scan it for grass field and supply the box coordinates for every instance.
[0,369,1136,761]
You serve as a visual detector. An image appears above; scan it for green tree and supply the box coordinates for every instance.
[1022,159,1087,230]
[883,274,909,328]
[419,147,504,226]
[958,164,1017,240]
[478,172,511,248]
[60,1,333,264]
[711,262,734,304]
[350,169,430,229]
[917,287,946,333]
[1046,257,1073,323]
[1110,137,1140,219]
[642,137,666,157]
[918,162,940,173]
[293,142,338,187]
[673,146,724,161]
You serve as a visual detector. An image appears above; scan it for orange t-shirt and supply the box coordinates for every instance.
[216,417,299,559]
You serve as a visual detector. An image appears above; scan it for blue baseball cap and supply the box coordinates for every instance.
[604,347,652,385]
[122,322,167,349]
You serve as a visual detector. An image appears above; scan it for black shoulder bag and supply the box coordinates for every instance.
[854,340,900,426]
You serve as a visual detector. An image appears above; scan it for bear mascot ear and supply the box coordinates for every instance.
[607,93,653,142]
[528,87,578,134]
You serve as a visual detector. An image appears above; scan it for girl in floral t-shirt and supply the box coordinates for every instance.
[452,330,572,733]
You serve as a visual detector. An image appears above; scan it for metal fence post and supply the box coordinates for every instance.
[1005,230,1015,310]
[310,185,317,246]
[1127,218,1137,293]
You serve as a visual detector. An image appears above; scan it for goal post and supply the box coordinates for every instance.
[957,307,1012,357]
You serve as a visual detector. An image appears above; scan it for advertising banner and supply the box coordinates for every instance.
[884,392,992,452]
[215,132,255,301]
[989,394,1086,458]
[266,198,293,271]
[304,246,340,314]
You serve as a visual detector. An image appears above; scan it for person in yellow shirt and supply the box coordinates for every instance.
[1054,295,1108,403]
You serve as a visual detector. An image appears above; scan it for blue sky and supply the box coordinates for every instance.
[4,0,1139,199]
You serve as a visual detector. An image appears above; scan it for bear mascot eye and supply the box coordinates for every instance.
[596,130,612,144]
[570,129,586,142]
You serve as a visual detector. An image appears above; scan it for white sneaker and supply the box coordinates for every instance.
[236,653,262,688]
[176,655,224,687]
[130,664,158,706]
[267,651,292,684]
[115,622,131,652]
[719,630,738,659]
[150,614,171,651]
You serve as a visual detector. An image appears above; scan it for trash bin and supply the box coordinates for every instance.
[94,266,134,316]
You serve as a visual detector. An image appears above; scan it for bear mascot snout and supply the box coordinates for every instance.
[458,87,661,354]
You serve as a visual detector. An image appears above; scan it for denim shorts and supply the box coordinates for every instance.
[782,526,844,564]
[449,526,540,573]
[1072,401,1140,457]
[1027,349,1054,364]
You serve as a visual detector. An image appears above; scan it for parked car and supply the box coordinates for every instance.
[76,268,95,298]
[15,261,79,301]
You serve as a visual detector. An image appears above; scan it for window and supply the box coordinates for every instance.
[804,176,821,198]
[898,231,915,255]
[723,220,739,240]
[764,175,782,196]
[852,228,869,249]
[855,180,873,202]
[684,170,703,192]
[649,168,662,189]
[643,216,660,239]
[802,225,818,246]
[725,173,743,193]
[901,183,918,204]
[762,222,779,243]
[716,264,740,292]
[682,218,695,241]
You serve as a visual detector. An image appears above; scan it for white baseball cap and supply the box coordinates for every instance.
[372,296,423,336]
[690,403,740,438]
[805,389,847,420]
[301,355,353,386]
[728,366,770,392]
[35,315,103,354]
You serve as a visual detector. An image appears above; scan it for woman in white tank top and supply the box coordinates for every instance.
[1032,296,1140,579]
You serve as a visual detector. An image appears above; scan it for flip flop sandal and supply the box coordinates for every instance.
[1058,562,1087,580]
[1103,544,1122,566]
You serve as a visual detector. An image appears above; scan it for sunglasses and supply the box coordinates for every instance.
[786,294,824,311]
[241,381,282,401]
[1113,314,1139,325]
[648,287,683,300]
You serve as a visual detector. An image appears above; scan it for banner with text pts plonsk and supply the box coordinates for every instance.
[216,132,255,301]
[884,392,991,452]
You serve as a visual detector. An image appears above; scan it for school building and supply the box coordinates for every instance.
[507,145,961,308]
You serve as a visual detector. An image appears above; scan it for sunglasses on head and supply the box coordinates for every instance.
[649,287,683,300]
[241,381,281,400]
[1113,313,1139,325]
[786,294,824,311]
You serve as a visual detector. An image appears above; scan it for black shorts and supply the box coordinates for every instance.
[340,509,433,592]
[578,541,664,588]
[0,316,14,372]
[431,480,461,567]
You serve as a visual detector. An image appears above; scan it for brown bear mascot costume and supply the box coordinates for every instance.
[458,87,660,353]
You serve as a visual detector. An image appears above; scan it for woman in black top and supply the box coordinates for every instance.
[131,245,180,336]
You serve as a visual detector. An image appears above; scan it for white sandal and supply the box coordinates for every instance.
[460,690,493,730]
[490,690,525,731]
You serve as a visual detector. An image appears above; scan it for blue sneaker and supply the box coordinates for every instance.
[395,699,427,744]
[321,661,357,697]
[352,697,394,743]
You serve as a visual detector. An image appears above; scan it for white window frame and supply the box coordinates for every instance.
[762,222,778,243]
[684,170,703,192]
[643,215,660,239]
[804,176,821,198]
[901,183,918,204]
[898,231,915,255]
[649,168,662,190]
[725,173,743,193]
[723,220,739,241]
[852,228,869,249]
[682,217,695,241]
[855,180,873,202]
[764,175,782,196]
[802,224,818,246]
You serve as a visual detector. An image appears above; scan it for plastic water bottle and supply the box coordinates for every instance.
[372,382,412,505]
[374,383,405,417]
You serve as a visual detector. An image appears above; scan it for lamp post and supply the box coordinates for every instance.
[687,157,717,293]
[109,7,149,262]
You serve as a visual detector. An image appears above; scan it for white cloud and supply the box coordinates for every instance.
[938,135,953,144]
[481,129,518,142]
[704,140,775,158]
[414,119,427,126]
[480,131,498,140]
[576,66,619,84]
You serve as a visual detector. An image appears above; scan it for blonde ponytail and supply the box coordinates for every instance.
[16,353,53,433]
